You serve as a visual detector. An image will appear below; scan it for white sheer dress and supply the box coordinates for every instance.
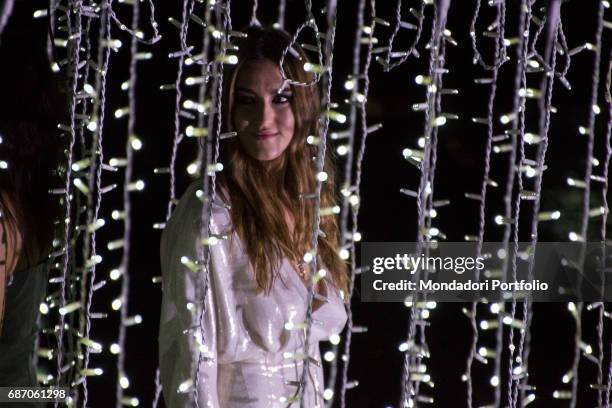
[159,181,347,408]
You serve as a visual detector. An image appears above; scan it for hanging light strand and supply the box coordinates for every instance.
[79,1,113,405]
[400,1,449,406]
[597,50,612,408]
[250,0,260,26]
[469,0,508,70]
[277,0,286,29]
[107,0,161,44]
[382,0,427,71]
[297,2,339,406]
[191,5,215,179]
[0,0,13,44]
[489,2,533,407]
[335,2,376,407]
[166,0,197,221]
[507,2,563,407]
[55,0,83,399]
[114,0,142,405]
[568,2,607,407]
[278,0,324,88]
[465,1,506,406]
[193,3,231,407]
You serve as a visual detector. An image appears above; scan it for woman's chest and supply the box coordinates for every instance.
[224,253,346,350]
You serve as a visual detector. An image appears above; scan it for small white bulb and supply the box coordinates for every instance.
[329,334,341,345]
[110,269,122,280]
[336,145,349,156]
[490,375,500,387]
[323,351,335,362]
[112,298,122,310]
[130,137,142,151]
[39,303,49,314]
[187,163,199,175]
[434,116,447,126]
[83,83,95,94]
[339,248,350,260]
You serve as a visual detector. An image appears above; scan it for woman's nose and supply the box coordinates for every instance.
[254,100,275,130]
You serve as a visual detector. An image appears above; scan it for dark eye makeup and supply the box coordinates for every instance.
[273,93,293,103]
[234,89,293,105]
[234,93,256,104]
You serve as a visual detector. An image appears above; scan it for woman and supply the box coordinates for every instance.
[0,2,63,395]
[159,26,349,407]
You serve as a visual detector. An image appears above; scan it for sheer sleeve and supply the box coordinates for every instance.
[159,182,222,408]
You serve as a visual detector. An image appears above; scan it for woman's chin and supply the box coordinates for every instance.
[251,150,282,162]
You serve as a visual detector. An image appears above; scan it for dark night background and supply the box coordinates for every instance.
[4,0,612,407]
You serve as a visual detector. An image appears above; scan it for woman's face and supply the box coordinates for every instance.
[232,59,296,161]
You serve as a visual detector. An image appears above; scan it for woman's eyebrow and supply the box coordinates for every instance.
[234,86,293,95]
[234,86,255,94]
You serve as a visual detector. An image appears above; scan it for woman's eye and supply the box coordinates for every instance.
[274,94,292,104]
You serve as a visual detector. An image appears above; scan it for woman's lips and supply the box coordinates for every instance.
[256,132,278,140]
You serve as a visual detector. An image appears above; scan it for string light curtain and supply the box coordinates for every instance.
[2,0,610,406]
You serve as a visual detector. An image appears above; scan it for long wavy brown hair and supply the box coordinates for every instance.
[217,26,348,298]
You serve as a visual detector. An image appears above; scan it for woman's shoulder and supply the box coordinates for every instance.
[165,180,232,235]
[174,180,229,212]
